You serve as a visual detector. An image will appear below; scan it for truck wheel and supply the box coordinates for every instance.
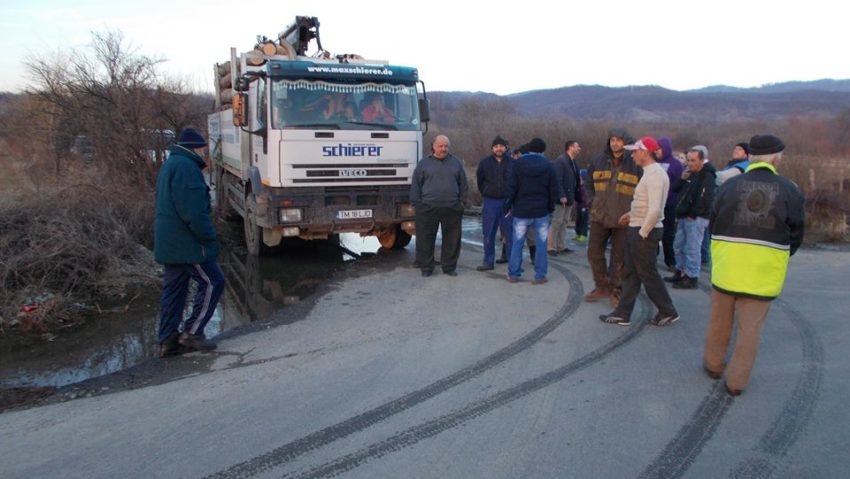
[377,225,412,249]
[244,194,263,256]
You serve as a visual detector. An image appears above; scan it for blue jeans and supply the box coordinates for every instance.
[701,227,711,265]
[673,217,709,278]
[481,197,513,267]
[158,261,226,343]
[509,215,550,280]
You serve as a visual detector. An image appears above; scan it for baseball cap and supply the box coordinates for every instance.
[624,136,660,152]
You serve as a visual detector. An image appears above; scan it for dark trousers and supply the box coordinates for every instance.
[415,203,464,273]
[158,261,226,343]
[661,203,677,268]
[481,197,512,267]
[614,227,678,320]
[574,207,589,237]
[587,221,626,292]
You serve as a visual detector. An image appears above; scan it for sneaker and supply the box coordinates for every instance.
[672,276,698,289]
[159,333,187,358]
[532,277,548,285]
[443,270,458,277]
[599,314,630,326]
[421,270,433,277]
[178,332,217,351]
[574,235,588,243]
[547,250,559,257]
[649,312,680,327]
[583,287,610,302]
[560,247,573,253]
[664,270,683,283]
[476,265,494,272]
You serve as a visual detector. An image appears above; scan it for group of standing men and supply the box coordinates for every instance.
[150,125,807,398]
[410,130,806,396]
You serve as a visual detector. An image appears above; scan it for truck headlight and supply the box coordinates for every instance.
[278,208,302,223]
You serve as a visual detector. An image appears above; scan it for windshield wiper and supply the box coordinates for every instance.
[341,121,399,131]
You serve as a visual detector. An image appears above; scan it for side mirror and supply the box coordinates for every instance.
[418,98,430,123]
[233,93,248,127]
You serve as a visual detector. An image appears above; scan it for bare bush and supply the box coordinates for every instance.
[24,30,212,187]
[0,176,159,332]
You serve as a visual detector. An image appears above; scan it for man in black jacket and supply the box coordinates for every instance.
[666,146,717,288]
[548,140,581,256]
[476,136,513,271]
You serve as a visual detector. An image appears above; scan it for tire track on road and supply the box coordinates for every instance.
[286,298,652,479]
[728,298,824,479]
[638,286,824,479]
[205,263,583,479]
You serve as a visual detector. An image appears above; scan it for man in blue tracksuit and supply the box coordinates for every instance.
[476,136,513,271]
[506,138,565,284]
[154,128,225,357]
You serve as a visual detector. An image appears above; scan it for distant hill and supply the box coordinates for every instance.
[430,79,850,123]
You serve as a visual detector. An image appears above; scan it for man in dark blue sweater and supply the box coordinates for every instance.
[506,138,565,284]
[475,136,513,271]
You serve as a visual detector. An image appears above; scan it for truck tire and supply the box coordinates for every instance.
[244,194,263,256]
[377,224,412,249]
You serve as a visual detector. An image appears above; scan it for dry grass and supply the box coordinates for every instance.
[0,169,159,335]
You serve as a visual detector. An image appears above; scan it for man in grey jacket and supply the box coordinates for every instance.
[410,135,468,277]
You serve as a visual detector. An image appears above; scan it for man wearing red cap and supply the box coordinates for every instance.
[600,136,679,327]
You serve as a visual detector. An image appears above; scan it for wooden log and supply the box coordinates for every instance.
[219,88,234,104]
[216,62,231,76]
[261,42,277,55]
[219,72,232,89]
[246,51,266,66]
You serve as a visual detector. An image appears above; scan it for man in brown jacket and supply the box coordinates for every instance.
[584,128,642,307]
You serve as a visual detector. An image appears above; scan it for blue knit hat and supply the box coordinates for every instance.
[177,128,207,149]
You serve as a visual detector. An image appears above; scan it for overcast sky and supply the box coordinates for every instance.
[0,0,844,95]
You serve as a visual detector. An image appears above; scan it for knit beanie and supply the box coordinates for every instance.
[177,128,207,149]
[492,135,508,148]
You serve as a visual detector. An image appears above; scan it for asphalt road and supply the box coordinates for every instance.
[1,223,848,479]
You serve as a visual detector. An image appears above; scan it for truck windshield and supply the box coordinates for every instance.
[272,79,420,131]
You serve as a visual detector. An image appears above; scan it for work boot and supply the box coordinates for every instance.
[159,333,187,358]
[673,276,698,289]
[496,244,508,264]
[664,270,683,283]
[476,264,495,272]
[178,332,217,351]
[583,287,610,302]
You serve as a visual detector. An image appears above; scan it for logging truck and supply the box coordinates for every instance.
[207,16,429,255]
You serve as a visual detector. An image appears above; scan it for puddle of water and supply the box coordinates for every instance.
[0,233,384,389]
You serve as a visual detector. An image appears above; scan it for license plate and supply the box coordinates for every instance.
[336,209,373,220]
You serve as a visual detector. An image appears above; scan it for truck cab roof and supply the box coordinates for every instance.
[266,60,419,85]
